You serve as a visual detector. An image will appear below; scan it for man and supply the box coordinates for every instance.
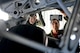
[0,21,45,53]
[27,13,38,25]
[48,15,63,39]
[45,15,63,48]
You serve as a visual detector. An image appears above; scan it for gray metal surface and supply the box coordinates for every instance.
[0,0,75,18]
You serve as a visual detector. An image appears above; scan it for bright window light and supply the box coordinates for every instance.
[35,0,40,3]
[0,9,9,21]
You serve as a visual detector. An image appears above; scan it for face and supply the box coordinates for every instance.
[29,15,37,24]
[51,19,60,30]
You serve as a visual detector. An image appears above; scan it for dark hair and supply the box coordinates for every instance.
[30,13,36,17]
[51,19,59,23]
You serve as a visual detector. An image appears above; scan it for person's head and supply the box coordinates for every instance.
[28,13,37,25]
[50,19,60,31]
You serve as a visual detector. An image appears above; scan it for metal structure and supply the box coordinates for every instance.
[0,0,74,18]
[0,0,80,53]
